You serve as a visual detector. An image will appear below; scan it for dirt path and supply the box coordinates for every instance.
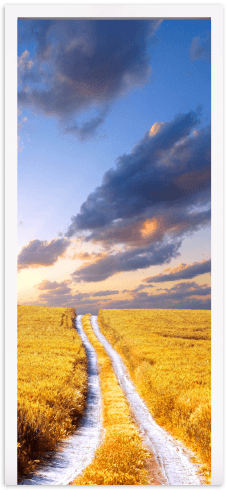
[90,315,202,485]
[20,315,103,485]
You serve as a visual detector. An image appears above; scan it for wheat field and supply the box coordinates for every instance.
[98,309,211,483]
[17,306,211,483]
[17,305,88,480]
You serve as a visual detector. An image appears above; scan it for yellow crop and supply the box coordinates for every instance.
[17,306,88,481]
[74,314,150,485]
[98,309,211,484]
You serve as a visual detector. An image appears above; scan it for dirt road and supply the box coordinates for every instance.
[90,315,202,485]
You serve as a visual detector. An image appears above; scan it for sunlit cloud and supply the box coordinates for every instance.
[63,110,211,283]
[144,258,211,283]
[141,219,158,238]
[149,121,165,137]
[100,281,211,311]
[18,238,70,271]
[37,279,71,292]
[71,240,182,283]
[26,273,210,314]
[66,110,210,241]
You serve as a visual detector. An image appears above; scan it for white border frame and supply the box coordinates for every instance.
[5,4,223,486]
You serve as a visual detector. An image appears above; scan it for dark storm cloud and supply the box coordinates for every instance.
[66,110,211,239]
[18,19,162,137]
[17,238,69,270]
[72,241,181,283]
[144,259,211,283]
[190,32,211,62]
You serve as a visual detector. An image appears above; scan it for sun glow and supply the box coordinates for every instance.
[141,219,158,238]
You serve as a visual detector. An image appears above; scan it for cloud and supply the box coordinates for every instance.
[36,279,93,306]
[37,279,71,294]
[18,110,210,282]
[102,296,211,311]
[70,250,108,263]
[32,278,210,313]
[93,290,119,297]
[65,115,106,141]
[18,19,162,138]
[190,32,211,62]
[34,293,97,309]
[158,281,211,299]
[17,238,69,270]
[64,110,210,283]
[100,281,211,310]
[123,284,154,293]
[33,278,109,313]
[144,258,211,283]
[73,292,92,302]
[66,110,210,241]
[72,240,181,282]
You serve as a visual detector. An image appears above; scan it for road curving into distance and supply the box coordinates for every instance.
[20,315,103,486]
[90,315,202,486]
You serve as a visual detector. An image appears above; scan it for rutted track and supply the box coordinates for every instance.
[90,315,202,485]
[20,315,103,485]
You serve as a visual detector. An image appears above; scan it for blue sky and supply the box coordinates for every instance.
[17,18,211,313]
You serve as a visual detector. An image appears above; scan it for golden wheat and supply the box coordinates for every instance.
[17,305,88,480]
[98,309,211,483]
[74,314,150,485]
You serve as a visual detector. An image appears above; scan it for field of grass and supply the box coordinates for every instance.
[98,309,211,483]
[17,306,88,480]
[74,314,150,485]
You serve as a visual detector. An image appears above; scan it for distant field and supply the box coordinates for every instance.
[98,309,211,483]
[17,306,88,480]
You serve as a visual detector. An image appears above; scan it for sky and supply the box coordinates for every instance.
[17,18,211,314]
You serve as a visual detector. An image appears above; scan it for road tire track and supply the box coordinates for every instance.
[20,315,103,485]
[90,315,202,486]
